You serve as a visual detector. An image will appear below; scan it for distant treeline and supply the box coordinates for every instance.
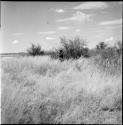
[1,36,122,60]
[26,36,122,61]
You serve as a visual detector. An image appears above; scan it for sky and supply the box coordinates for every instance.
[1,1,122,53]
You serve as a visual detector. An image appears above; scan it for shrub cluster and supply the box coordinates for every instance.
[26,38,122,64]
[53,37,90,61]
[96,41,122,61]
[93,41,122,75]
[27,43,44,56]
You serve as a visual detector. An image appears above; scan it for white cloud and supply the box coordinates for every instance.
[106,25,122,29]
[105,37,114,42]
[73,2,108,10]
[95,30,105,33]
[57,26,72,30]
[46,37,56,40]
[56,11,92,22]
[12,40,19,44]
[100,19,122,25]
[75,29,81,32]
[55,9,65,13]
[12,33,23,36]
[38,31,55,35]
[105,37,116,46]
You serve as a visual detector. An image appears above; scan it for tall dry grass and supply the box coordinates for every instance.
[1,55,122,124]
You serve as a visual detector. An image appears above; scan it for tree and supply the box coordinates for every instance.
[56,36,90,60]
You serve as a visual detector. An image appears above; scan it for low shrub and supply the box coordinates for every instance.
[27,43,44,56]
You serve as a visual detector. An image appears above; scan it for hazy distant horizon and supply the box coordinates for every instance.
[1,1,122,53]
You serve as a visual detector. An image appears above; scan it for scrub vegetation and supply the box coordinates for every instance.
[1,37,122,124]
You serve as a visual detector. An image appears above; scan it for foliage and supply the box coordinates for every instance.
[94,41,122,75]
[27,43,44,56]
[53,37,90,61]
[96,42,107,50]
[100,41,122,59]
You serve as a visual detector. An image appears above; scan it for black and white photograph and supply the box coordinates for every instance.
[0,1,122,124]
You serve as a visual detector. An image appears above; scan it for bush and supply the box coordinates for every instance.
[94,41,122,75]
[95,41,122,60]
[53,37,90,61]
[100,41,122,60]
[81,47,90,58]
[115,41,122,55]
[96,42,107,50]
[27,43,44,56]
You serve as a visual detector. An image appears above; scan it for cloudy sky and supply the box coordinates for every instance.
[1,1,122,53]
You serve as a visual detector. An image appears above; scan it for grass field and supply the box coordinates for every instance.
[1,55,122,124]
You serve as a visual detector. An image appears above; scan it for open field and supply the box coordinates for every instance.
[0,55,122,124]
[1,1,122,124]
[0,53,29,58]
